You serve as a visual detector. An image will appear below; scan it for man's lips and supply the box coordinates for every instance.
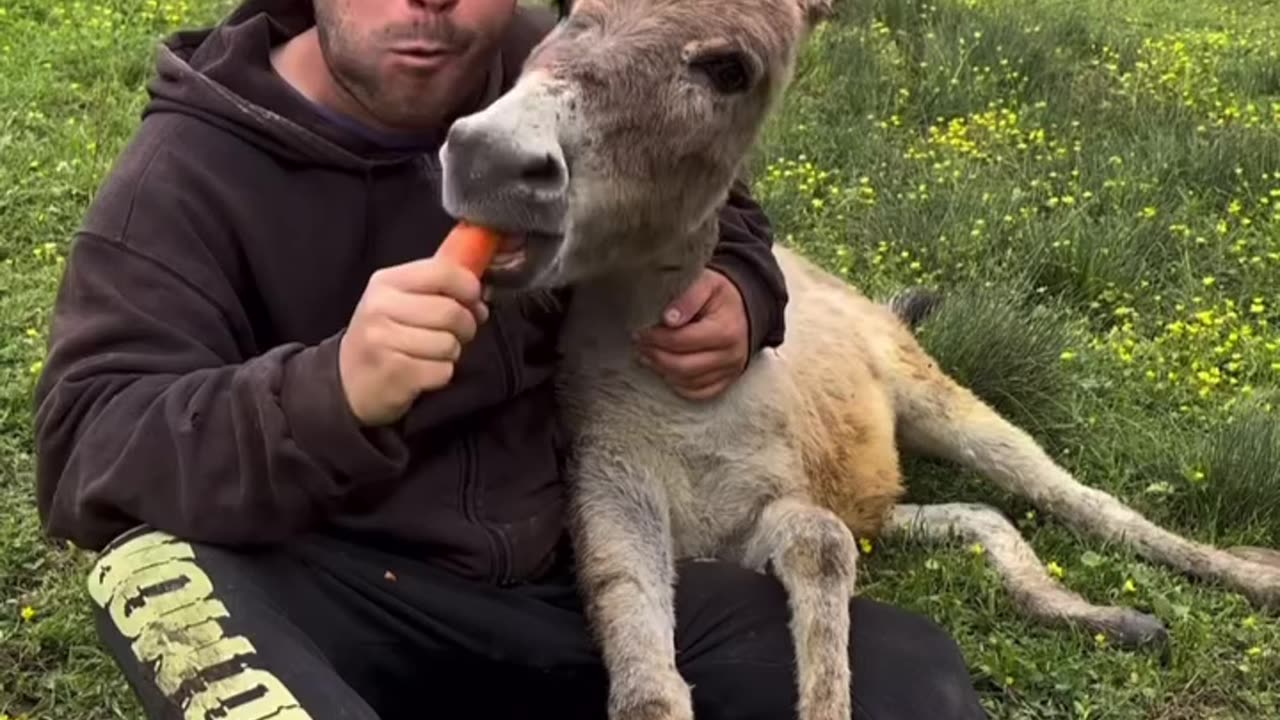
[388,43,459,66]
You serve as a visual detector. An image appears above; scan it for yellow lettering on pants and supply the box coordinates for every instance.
[87,530,313,719]
[104,559,216,638]
[88,531,195,608]
[184,667,310,720]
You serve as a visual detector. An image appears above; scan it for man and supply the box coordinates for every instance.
[33,0,989,718]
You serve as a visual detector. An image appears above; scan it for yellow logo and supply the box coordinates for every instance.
[88,530,313,720]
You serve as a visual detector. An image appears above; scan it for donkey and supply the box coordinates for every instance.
[438,0,1280,717]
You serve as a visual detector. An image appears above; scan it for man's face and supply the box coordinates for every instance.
[313,0,517,131]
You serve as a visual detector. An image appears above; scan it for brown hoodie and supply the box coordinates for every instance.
[32,0,788,585]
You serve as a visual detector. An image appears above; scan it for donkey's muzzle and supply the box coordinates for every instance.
[445,124,567,198]
[439,112,570,235]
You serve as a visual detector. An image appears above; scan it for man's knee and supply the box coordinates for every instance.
[848,599,988,720]
[673,559,794,660]
[672,560,986,720]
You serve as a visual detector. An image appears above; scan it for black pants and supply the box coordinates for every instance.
[88,526,988,720]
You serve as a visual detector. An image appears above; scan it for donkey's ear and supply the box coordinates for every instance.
[799,0,835,24]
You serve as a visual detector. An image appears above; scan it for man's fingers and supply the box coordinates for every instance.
[661,274,718,328]
[377,291,484,344]
[376,324,465,363]
[674,376,734,402]
[372,258,484,303]
[387,354,457,396]
[640,346,736,383]
[637,318,734,355]
[673,365,739,395]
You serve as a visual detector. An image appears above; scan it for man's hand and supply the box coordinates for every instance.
[339,258,490,427]
[635,268,750,401]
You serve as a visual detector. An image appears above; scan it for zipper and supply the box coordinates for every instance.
[488,311,520,584]
[454,309,521,585]
[462,433,513,585]
[489,309,519,399]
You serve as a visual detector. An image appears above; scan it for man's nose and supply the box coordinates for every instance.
[442,120,569,200]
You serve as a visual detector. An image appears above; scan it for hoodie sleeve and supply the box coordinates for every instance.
[32,154,409,553]
[707,178,789,354]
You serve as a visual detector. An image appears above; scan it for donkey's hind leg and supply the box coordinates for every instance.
[741,495,859,720]
[1229,546,1280,570]
[885,503,1168,648]
[892,360,1280,610]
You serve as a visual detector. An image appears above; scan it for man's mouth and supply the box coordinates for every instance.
[389,43,458,67]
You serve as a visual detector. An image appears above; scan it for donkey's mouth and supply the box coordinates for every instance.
[490,233,529,272]
[474,227,565,288]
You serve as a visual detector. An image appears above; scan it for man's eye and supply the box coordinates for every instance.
[690,52,753,94]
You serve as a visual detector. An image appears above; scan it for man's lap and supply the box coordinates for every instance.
[87,525,986,720]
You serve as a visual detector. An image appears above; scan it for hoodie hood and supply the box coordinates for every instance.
[142,0,529,171]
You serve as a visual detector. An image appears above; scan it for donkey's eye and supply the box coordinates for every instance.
[690,52,753,94]
[560,11,593,34]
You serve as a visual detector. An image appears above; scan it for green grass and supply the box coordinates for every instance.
[753,0,1280,716]
[2,0,1280,718]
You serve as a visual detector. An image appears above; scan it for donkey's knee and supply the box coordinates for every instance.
[748,498,858,589]
[784,515,858,587]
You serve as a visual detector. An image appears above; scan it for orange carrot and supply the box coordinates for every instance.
[436,220,503,277]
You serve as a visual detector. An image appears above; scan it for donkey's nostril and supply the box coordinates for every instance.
[522,153,564,186]
[444,121,566,194]
[487,144,567,198]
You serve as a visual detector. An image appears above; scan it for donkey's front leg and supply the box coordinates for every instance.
[569,448,691,720]
[742,495,859,720]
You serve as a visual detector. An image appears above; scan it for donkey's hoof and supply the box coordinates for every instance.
[1097,609,1169,650]
[1228,545,1280,570]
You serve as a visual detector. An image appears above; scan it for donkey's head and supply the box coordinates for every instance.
[439,0,834,290]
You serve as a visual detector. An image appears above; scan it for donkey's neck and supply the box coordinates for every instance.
[560,221,719,361]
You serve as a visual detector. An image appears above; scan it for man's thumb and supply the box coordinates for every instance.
[662,276,716,327]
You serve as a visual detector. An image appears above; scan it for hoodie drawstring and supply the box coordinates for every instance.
[359,168,376,275]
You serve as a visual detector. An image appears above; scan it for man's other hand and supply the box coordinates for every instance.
[634,268,750,401]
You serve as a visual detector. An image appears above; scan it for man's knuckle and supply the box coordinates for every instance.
[365,290,396,319]
[437,300,461,328]
[673,354,705,376]
[357,327,387,363]
[456,309,479,341]
[363,322,387,350]
[423,360,455,389]
[444,334,463,361]
[381,357,410,395]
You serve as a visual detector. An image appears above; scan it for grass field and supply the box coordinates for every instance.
[3,0,1280,718]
